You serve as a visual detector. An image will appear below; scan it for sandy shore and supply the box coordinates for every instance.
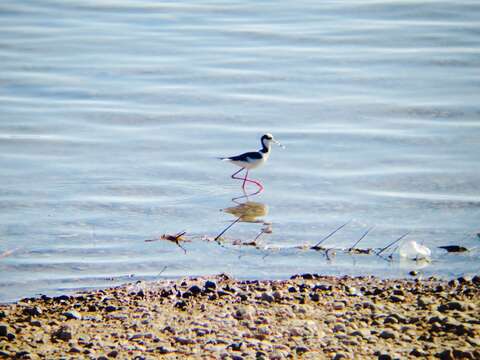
[1,273,479,359]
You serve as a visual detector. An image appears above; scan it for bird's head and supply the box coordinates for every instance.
[261,133,284,149]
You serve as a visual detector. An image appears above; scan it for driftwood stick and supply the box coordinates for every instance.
[348,226,374,251]
[311,220,351,249]
[377,231,410,256]
[215,217,241,242]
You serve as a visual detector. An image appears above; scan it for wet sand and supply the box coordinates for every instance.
[1,274,479,359]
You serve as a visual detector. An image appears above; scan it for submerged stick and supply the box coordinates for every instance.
[311,220,351,250]
[215,217,241,242]
[376,231,410,256]
[348,226,374,252]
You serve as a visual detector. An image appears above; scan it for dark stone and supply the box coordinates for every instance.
[55,295,70,302]
[301,273,314,280]
[309,293,320,302]
[52,326,73,341]
[389,295,404,303]
[378,355,392,360]
[288,286,297,293]
[227,342,244,351]
[0,311,5,319]
[14,351,30,359]
[295,346,309,354]
[105,305,117,312]
[174,300,187,310]
[437,349,454,360]
[23,306,42,317]
[204,280,216,291]
[0,324,8,337]
[188,285,202,296]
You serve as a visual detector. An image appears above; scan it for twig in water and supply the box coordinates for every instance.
[215,217,241,242]
[146,231,188,254]
[157,265,168,277]
[348,226,374,252]
[311,220,351,250]
[376,231,410,256]
[0,248,17,259]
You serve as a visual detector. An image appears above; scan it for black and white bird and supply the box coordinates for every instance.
[220,133,283,192]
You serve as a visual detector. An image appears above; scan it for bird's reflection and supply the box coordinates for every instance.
[223,201,268,223]
[215,189,270,242]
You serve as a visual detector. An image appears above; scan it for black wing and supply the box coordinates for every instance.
[228,151,263,162]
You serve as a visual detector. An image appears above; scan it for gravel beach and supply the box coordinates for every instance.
[1,273,479,359]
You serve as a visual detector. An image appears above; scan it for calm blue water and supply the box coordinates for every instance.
[1,0,479,302]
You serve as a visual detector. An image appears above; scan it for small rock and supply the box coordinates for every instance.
[333,302,345,310]
[389,295,404,303]
[295,346,309,355]
[174,336,195,345]
[105,305,117,312]
[437,349,454,360]
[409,270,418,276]
[0,324,9,337]
[30,320,42,327]
[52,325,73,341]
[63,310,82,320]
[23,306,42,317]
[107,350,119,358]
[234,306,255,320]
[69,347,81,353]
[333,324,346,333]
[260,292,274,303]
[333,352,348,360]
[379,330,397,339]
[204,280,217,291]
[188,285,202,296]
[350,328,370,339]
[377,354,392,360]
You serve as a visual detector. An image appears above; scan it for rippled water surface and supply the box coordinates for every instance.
[1,0,480,302]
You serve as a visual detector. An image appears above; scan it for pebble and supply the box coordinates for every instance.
[333,302,345,310]
[52,326,73,341]
[63,310,82,320]
[260,292,274,303]
[23,306,42,316]
[379,330,397,339]
[0,324,9,337]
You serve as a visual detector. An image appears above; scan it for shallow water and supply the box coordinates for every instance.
[1,0,480,302]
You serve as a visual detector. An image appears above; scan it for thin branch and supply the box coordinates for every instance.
[311,220,351,250]
[215,217,241,242]
[348,226,374,252]
[376,231,410,256]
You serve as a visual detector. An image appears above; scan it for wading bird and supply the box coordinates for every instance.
[220,133,283,192]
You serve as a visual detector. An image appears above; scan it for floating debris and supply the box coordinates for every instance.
[145,231,188,254]
[348,248,373,255]
[438,245,468,253]
[0,248,17,259]
[399,240,431,260]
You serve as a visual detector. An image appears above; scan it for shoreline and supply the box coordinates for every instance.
[1,274,479,359]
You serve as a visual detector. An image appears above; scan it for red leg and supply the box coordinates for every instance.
[230,167,264,193]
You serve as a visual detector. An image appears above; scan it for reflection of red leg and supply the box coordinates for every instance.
[242,170,248,190]
[231,168,245,181]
